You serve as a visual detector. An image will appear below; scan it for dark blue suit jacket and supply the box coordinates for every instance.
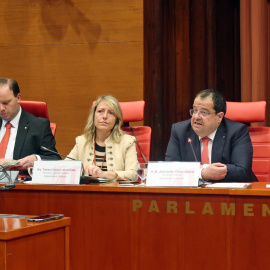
[165,117,258,182]
[0,109,61,161]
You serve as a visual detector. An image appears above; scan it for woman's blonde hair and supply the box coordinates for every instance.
[84,95,125,143]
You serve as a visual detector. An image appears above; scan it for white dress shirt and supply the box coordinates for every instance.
[0,107,22,159]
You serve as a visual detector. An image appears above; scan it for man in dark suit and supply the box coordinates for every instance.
[165,89,258,182]
[0,78,61,169]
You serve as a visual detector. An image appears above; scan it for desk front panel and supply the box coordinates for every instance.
[0,184,269,269]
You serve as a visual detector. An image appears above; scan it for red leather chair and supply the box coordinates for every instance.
[120,101,151,163]
[19,101,57,136]
[226,101,269,181]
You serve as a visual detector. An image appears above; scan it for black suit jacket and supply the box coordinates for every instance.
[0,109,61,161]
[165,118,258,182]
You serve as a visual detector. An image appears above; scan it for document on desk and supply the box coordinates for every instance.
[205,183,252,188]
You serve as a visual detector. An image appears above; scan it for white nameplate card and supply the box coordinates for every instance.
[31,161,82,184]
[146,162,200,187]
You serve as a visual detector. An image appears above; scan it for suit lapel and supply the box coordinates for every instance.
[13,110,30,159]
[211,121,226,163]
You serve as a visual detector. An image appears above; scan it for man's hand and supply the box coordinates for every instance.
[17,155,38,168]
[201,163,227,180]
[0,158,11,165]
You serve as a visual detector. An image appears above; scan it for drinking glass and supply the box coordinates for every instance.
[137,163,148,185]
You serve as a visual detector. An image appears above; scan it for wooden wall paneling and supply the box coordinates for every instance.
[188,0,240,101]
[189,1,210,94]
[175,0,191,123]
[0,42,143,155]
[163,0,177,146]
[0,0,143,156]
[215,0,241,101]
[144,0,241,161]
[143,0,165,161]
[0,0,142,45]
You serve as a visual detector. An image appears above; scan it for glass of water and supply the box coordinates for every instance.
[137,163,148,185]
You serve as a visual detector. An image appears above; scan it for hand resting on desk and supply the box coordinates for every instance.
[201,163,227,181]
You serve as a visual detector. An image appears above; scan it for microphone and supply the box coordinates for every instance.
[188,138,205,187]
[40,146,86,181]
[40,146,76,160]
[187,137,198,162]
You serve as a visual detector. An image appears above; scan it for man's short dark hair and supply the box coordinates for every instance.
[196,89,226,114]
[0,78,20,97]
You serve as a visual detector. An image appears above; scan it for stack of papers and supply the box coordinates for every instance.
[205,183,251,188]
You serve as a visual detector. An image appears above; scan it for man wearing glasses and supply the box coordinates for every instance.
[165,89,258,182]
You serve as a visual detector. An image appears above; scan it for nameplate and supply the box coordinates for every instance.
[146,162,200,187]
[31,161,82,184]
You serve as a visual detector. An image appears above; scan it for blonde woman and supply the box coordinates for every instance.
[67,95,139,181]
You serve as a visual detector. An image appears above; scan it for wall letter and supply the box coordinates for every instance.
[185,201,195,214]
[221,203,235,216]
[262,204,270,217]
[133,200,143,212]
[202,202,213,215]
[244,203,254,216]
[167,201,178,213]
[148,200,160,213]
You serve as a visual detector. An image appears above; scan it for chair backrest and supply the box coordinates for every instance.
[92,100,151,163]
[19,101,57,136]
[249,127,270,182]
[122,126,151,163]
[119,101,151,163]
[226,101,269,181]
[226,101,266,123]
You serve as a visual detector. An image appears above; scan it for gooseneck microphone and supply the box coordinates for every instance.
[187,137,198,162]
[40,146,76,160]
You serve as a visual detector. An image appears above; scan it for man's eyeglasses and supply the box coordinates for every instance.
[189,109,215,118]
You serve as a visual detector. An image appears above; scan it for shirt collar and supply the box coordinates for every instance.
[199,129,217,141]
[2,106,22,128]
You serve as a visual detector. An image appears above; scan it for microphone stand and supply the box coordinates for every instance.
[187,138,207,187]
[187,138,198,162]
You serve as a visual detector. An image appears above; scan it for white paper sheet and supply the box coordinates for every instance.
[205,183,251,188]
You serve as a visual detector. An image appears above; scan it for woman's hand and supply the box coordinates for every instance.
[84,165,118,180]
[84,165,103,178]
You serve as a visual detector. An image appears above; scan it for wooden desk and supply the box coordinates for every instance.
[0,215,70,270]
[0,182,269,270]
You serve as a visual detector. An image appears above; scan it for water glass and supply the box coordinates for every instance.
[137,163,148,185]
